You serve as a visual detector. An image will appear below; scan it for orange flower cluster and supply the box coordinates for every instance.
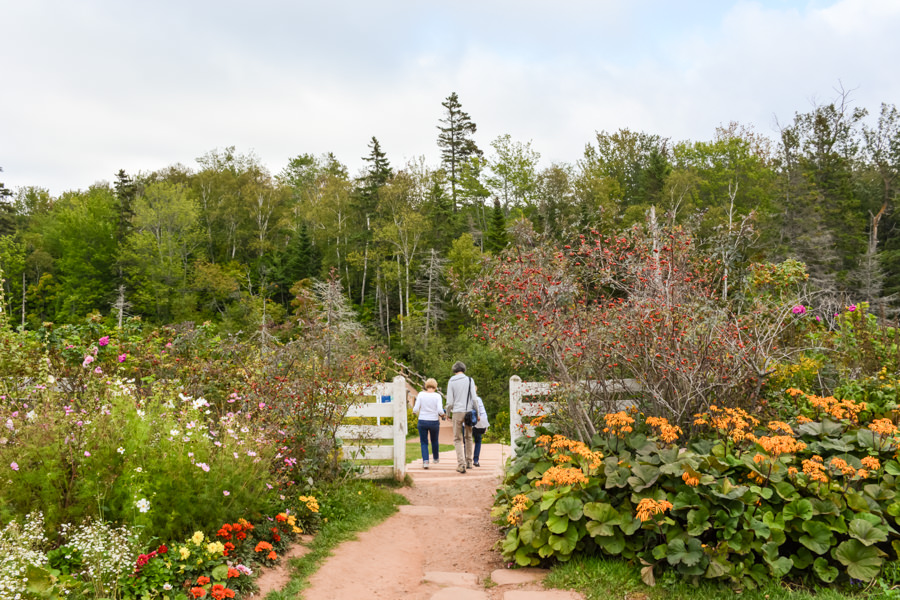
[802,456,829,483]
[681,471,699,486]
[796,415,813,424]
[534,465,590,488]
[254,541,273,553]
[756,435,807,457]
[548,435,604,468]
[190,587,206,599]
[861,456,881,471]
[635,498,674,522]
[694,405,759,443]
[806,394,866,422]
[869,419,898,436]
[767,421,794,435]
[507,494,530,525]
[829,457,857,477]
[210,584,236,600]
[216,522,249,542]
[646,416,682,444]
[603,411,635,438]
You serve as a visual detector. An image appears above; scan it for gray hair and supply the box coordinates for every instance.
[451,361,466,373]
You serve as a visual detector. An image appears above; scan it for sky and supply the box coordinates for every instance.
[2,0,899,196]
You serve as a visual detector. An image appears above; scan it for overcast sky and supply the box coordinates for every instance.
[2,0,899,196]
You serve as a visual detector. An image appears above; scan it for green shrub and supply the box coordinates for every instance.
[493,394,900,589]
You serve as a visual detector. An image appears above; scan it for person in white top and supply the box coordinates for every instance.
[471,389,489,467]
[412,378,445,469]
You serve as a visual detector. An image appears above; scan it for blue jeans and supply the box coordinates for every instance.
[417,420,441,462]
[472,427,486,463]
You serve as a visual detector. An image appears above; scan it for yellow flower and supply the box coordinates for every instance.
[206,541,225,555]
[179,547,191,560]
[192,531,205,545]
[861,456,881,471]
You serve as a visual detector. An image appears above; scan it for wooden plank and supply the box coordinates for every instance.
[345,402,394,418]
[341,445,394,460]
[336,424,393,440]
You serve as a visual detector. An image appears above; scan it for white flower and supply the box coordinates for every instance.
[26,411,35,421]
[136,498,150,513]
[117,447,125,454]
[170,429,179,436]
[163,583,172,591]
[192,398,209,410]
[135,467,142,473]
[136,409,145,418]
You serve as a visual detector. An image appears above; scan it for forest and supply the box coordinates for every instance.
[1,91,899,409]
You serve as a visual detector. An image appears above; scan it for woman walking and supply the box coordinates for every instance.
[413,378,445,469]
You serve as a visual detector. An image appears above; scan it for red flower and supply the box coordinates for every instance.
[190,587,207,599]
[157,544,168,554]
[267,551,277,560]
[275,513,287,522]
[273,533,281,542]
[210,584,228,600]
[197,576,211,585]
[227,567,240,578]
[223,541,235,556]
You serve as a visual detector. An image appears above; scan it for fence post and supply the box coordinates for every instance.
[509,375,522,457]
[392,375,407,480]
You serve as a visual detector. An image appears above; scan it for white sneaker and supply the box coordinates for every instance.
[423,462,429,469]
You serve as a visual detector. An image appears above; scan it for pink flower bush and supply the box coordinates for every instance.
[118,353,127,362]
[99,336,110,346]
[791,305,806,315]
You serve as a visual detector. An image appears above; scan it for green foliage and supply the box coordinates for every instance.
[494,400,900,589]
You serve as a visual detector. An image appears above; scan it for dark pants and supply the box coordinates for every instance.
[417,420,441,462]
[472,427,487,463]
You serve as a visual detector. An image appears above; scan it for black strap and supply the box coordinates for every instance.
[465,376,472,412]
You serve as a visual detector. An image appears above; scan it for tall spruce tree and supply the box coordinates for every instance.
[437,92,483,211]
[485,199,508,254]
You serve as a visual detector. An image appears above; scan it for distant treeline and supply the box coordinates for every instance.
[0,91,898,347]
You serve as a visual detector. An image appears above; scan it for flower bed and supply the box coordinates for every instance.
[493,391,900,588]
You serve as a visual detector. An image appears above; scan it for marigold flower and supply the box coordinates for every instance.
[869,419,898,436]
[861,456,881,471]
[534,465,589,488]
[635,498,673,522]
[681,471,699,486]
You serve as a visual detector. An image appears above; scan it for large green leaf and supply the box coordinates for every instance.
[813,557,839,583]
[554,496,583,520]
[597,530,625,554]
[782,498,813,522]
[502,528,520,555]
[516,546,537,566]
[548,525,579,555]
[547,513,570,534]
[519,518,537,545]
[627,464,661,492]
[687,506,711,536]
[584,502,620,537]
[849,518,889,546]
[799,521,834,555]
[666,538,704,567]
[833,539,886,581]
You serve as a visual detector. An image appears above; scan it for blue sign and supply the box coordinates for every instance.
[381,395,391,403]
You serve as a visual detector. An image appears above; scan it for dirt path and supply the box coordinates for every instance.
[254,421,583,599]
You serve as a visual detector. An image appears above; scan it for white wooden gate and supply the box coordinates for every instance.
[337,375,408,480]
[509,375,642,456]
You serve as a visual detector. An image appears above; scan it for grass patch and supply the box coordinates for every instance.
[357,439,455,465]
[263,478,408,600]
[544,555,881,600]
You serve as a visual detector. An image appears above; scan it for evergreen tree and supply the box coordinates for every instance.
[437,92,483,211]
[485,199,508,254]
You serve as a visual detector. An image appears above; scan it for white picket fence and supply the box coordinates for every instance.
[337,375,408,480]
[509,375,642,455]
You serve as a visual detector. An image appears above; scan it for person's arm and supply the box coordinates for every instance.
[413,393,422,415]
[477,396,487,422]
[437,394,446,416]
[445,380,455,414]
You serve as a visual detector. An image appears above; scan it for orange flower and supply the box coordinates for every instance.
[681,471,699,486]
[254,541,273,552]
[507,494,530,525]
[268,550,277,560]
[190,588,207,599]
[197,576,211,586]
[534,465,589,488]
[276,513,288,522]
[756,435,806,457]
[210,584,228,600]
[227,567,240,578]
[646,416,682,444]
[603,411,635,438]
[802,457,828,483]
[869,419,898,436]
[635,498,673,522]
[768,421,794,435]
[796,415,812,424]
[861,456,881,471]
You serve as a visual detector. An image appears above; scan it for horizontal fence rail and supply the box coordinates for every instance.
[338,375,407,480]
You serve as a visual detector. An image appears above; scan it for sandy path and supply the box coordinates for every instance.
[302,427,510,600]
